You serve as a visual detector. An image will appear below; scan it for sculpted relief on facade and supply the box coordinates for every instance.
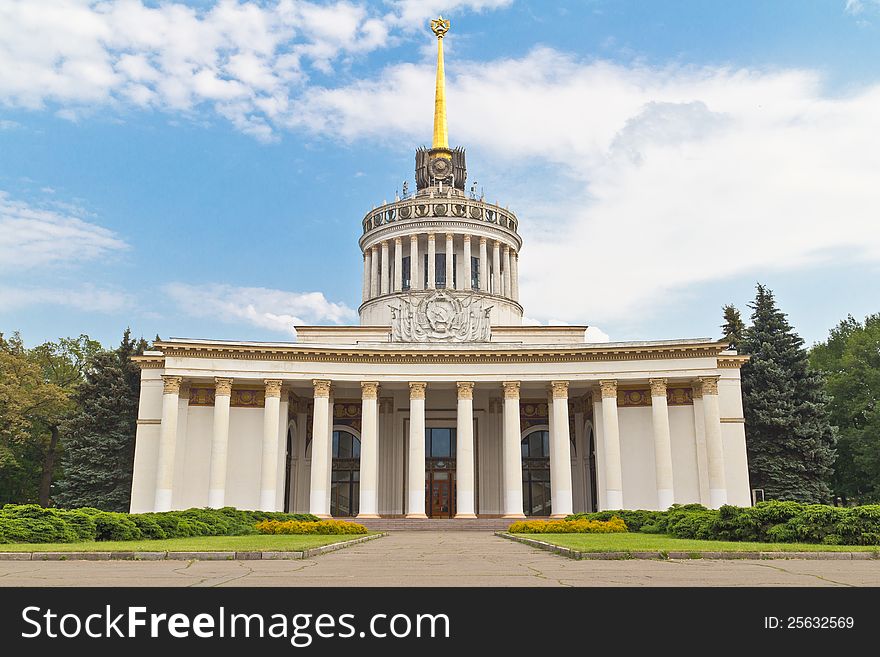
[391,291,492,342]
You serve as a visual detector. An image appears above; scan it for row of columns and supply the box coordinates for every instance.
[598,377,727,510]
[154,374,728,515]
[305,378,572,519]
[362,233,519,301]
[155,376,284,513]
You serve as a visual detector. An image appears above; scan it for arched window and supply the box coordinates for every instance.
[330,430,360,517]
[522,429,551,517]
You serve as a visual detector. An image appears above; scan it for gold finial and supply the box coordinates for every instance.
[430,15,450,38]
[430,16,450,154]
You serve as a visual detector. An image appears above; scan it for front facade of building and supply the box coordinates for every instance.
[130,19,751,518]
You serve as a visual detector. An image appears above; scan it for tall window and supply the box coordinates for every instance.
[423,254,457,288]
[402,256,411,290]
[470,256,480,290]
[330,430,360,517]
[426,427,456,459]
[522,430,551,517]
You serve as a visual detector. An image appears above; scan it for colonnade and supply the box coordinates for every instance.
[152,374,728,515]
[362,233,519,301]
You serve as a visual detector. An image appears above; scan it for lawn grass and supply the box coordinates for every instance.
[0,533,375,553]
[510,532,880,553]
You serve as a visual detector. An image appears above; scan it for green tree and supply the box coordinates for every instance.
[721,303,746,349]
[28,335,102,505]
[810,314,880,503]
[54,329,147,511]
[739,285,836,502]
[0,333,69,504]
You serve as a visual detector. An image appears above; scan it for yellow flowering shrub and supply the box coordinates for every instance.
[508,516,627,534]
[255,519,369,535]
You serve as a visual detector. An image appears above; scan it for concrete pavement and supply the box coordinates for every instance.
[1,531,879,587]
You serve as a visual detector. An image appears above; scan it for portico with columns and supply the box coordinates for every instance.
[129,16,752,519]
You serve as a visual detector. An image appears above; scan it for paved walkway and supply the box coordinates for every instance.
[2,532,879,587]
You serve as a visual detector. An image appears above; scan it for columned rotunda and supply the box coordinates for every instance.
[130,18,751,519]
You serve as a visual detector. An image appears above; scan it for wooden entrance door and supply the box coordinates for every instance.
[427,471,455,518]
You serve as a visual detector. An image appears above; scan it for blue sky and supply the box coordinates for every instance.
[1,0,879,349]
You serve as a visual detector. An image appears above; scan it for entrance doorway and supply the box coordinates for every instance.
[425,427,456,518]
[522,429,551,516]
[330,430,360,517]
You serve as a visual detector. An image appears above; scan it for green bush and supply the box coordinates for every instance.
[62,510,98,541]
[567,509,664,532]
[130,515,167,540]
[0,505,323,545]
[91,512,142,541]
[564,501,880,546]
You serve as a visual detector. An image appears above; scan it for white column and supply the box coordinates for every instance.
[492,240,501,294]
[427,233,436,289]
[502,245,511,298]
[511,251,519,301]
[325,387,334,513]
[479,237,488,292]
[362,251,370,302]
[309,379,332,518]
[380,240,390,295]
[550,381,574,517]
[393,237,403,292]
[599,380,623,509]
[370,245,379,298]
[154,375,181,512]
[692,382,710,505]
[358,382,380,518]
[406,382,428,518]
[455,382,476,518]
[259,380,283,511]
[445,232,454,289]
[502,381,525,518]
[207,377,233,508]
[410,234,420,290]
[463,235,472,290]
[701,376,728,508]
[649,378,675,510]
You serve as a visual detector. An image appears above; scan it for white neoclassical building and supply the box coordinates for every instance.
[130,18,751,519]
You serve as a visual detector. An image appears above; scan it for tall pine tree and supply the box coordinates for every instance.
[739,285,836,502]
[54,329,147,511]
[721,304,745,349]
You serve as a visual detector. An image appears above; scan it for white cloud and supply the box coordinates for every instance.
[290,50,880,326]
[164,283,357,334]
[0,119,21,130]
[584,327,610,343]
[0,191,128,269]
[0,0,506,141]
[0,283,133,313]
[843,0,878,14]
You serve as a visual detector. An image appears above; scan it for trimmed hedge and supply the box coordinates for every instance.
[0,505,318,544]
[256,519,369,535]
[508,517,627,534]
[566,501,880,545]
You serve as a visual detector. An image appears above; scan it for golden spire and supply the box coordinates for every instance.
[430,16,451,155]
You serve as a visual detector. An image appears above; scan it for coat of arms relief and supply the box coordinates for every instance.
[391,291,492,342]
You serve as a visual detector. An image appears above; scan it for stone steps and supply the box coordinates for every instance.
[355,517,528,531]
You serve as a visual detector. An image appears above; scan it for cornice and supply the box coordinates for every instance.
[360,218,522,252]
[132,355,165,369]
[718,354,750,368]
[150,339,727,365]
